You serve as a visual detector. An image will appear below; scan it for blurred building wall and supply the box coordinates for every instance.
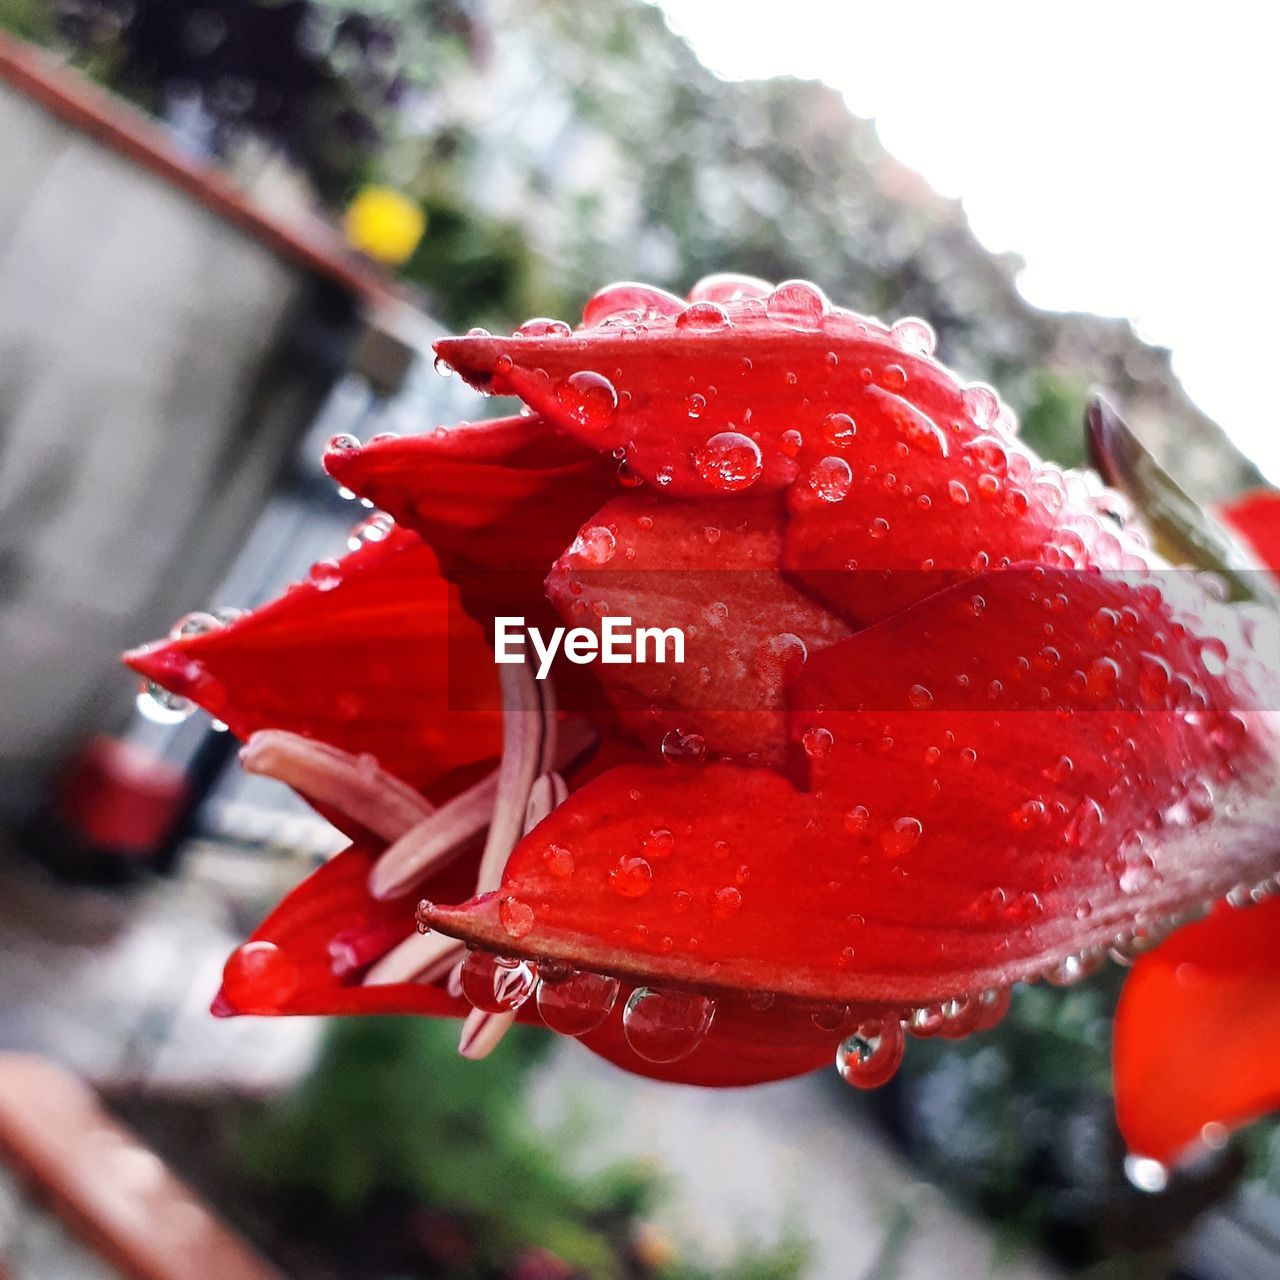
[0,45,375,818]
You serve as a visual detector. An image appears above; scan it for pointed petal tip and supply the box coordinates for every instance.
[210,989,237,1018]
[434,333,507,391]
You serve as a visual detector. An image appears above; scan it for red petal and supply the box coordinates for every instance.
[124,528,501,790]
[214,841,474,1018]
[545,492,850,764]
[1219,488,1280,575]
[423,569,1280,1007]
[322,415,617,624]
[1114,897,1280,1161]
[435,303,981,499]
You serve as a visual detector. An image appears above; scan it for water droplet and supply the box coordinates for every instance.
[843,805,871,834]
[583,282,685,327]
[609,855,654,898]
[499,896,536,939]
[623,988,716,1062]
[555,371,619,435]
[908,684,933,709]
[868,516,890,540]
[661,728,707,765]
[710,886,742,920]
[433,355,454,378]
[461,951,537,1012]
[676,300,732,331]
[570,525,617,566]
[693,431,763,492]
[808,455,853,503]
[881,364,908,390]
[222,941,300,1013]
[948,479,970,506]
[962,384,1000,427]
[823,412,857,447]
[516,316,572,338]
[890,318,936,356]
[753,632,808,686]
[1123,1154,1169,1194]
[835,1019,905,1088]
[802,726,834,759]
[765,280,829,330]
[644,828,675,858]
[542,843,575,877]
[536,968,620,1036]
[136,684,195,725]
[779,428,804,458]
[880,817,922,856]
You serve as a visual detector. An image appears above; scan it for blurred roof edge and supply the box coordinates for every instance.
[0,32,394,307]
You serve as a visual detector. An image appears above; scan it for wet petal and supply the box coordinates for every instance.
[1114,897,1280,1161]
[322,414,617,624]
[124,528,500,791]
[1220,488,1280,575]
[434,298,978,497]
[423,569,1280,1008]
[545,492,850,764]
[214,841,476,1018]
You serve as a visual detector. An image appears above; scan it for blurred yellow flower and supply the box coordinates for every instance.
[344,185,425,266]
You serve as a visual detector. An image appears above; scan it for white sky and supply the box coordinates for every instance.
[657,0,1280,480]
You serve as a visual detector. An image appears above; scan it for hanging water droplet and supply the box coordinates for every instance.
[1123,1154,1169,1194]
[835,1018,905,1088]
[136,683,195,725]
[536,968,620,1036]
[622,988,716,1062]
[460,951,537,1012]
[348,511,393,551]
[433,355,454,378]
[692,431,763,492]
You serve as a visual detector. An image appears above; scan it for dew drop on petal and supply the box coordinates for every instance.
[802,726,834,759]
[835,1018,905,1088]
[765,280,829,330]
[583,282,685,327]
[808,455,853,503]
[570,525,617,566]
[609,855,654,898]
[880,817,923,856]
[460,951,538,1012]
[542,843,575,878]
[516,316,572,338]
[326,432,360,454]
[661,728,707,765]
[555,371,619,435]
[890,318,936,356]
[710,886,742,920]
[499,896,536,939]
[536,968,620,1036]
[693,431,763,492]
[823,412,857,448]
[676,300,732,331]
[223,941,300,1013]
[623,988,716,1062]
[779,428,804,458]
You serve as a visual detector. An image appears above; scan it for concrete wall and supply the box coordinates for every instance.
[0,83,332,805]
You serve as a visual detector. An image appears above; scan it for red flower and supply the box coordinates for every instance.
[1113,489,1280,1163]
[126,277,1280,1103]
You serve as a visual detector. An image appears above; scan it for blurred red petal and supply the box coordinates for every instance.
[1114,897,1280,1161]
[1219,488,1280,575]
[124,528,500,791]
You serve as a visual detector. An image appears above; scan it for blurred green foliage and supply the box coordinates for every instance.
[243,1017,808,1279]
